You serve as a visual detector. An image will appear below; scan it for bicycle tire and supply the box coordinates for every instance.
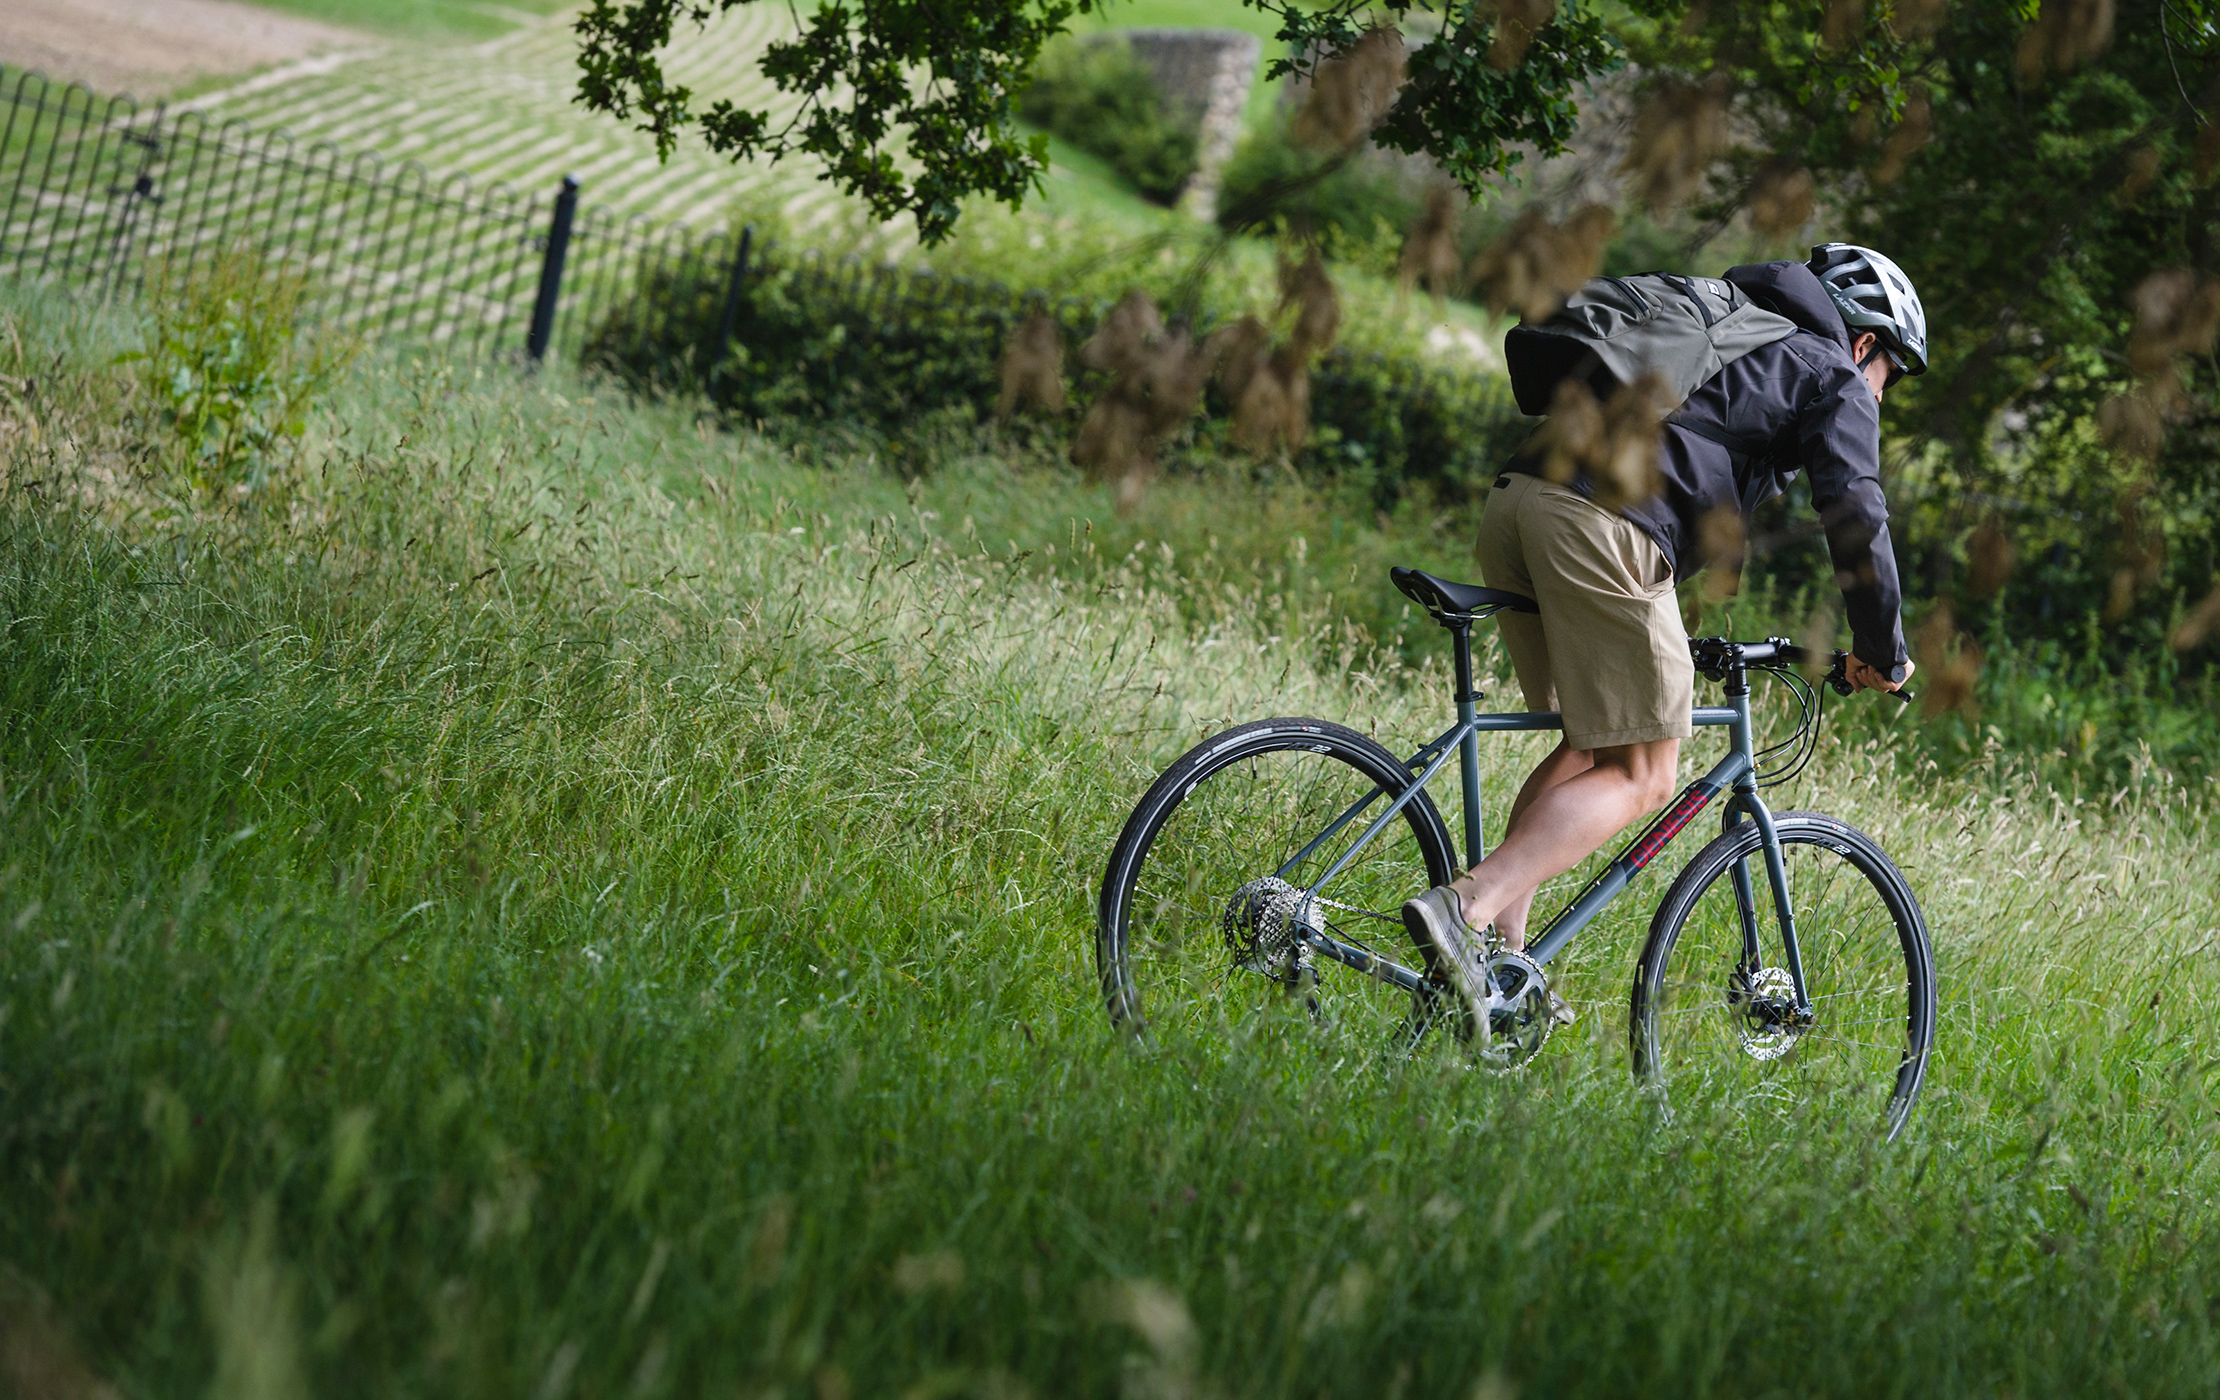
[1097,718,1459,1047]
[1629,810,1936,1140]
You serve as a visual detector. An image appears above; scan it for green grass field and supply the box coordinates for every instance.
[3,280,2219,1398]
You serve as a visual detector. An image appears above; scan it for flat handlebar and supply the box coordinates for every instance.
[1691,636,1914,705]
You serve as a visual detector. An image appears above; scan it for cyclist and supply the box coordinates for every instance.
[1403,243,1922,1037]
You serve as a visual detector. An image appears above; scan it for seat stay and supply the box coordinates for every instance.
[1301,716,1474,902]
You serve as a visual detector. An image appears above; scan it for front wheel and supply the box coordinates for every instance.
[1097,718,1460,1048]
[1630,811,1936,1140]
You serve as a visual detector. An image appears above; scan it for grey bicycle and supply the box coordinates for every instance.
[1096,566,1937,1138]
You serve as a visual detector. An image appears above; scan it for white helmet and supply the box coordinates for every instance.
[1809,243,1928,376]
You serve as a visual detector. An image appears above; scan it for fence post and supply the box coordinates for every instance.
[716,225,754,350]
[526,173,579,363]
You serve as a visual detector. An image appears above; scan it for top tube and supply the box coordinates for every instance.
[1469,707,1740,732]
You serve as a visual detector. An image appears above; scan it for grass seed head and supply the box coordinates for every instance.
[1822,0,1866,48]
[1278,246,1343,357]
[1747,164,1816,237]
[1967,517,2016,596]
[1292,26,1408,151]
[0,1274,120,1400]
[1530,374,1667,509]
[1914,602,1982,718]
[1228,343,1314,456]
[2127,269,2220,376]
[1079,291,1165,377]
[2116,146,2161,206]
[1798,604,1838,678]
[1467,205,1615,323]
[1399,188,1464,304]
[1087,1278,1198,1369]
[1873,89,1933,186]
[1890,0,1949,39]
[1699,506,1745,601]
[1483,0,1558,70]
[1621,75,1733,214]
[892,1251,965,1295]
[2016,0,2115,83]
[2098,385,2168,459]
[2168,586,2220,651]
[996,311,1066,419]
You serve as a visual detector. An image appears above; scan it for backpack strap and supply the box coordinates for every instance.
[1660,274,1716,329]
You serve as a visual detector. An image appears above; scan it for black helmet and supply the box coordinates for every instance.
[1809,243,1928,376]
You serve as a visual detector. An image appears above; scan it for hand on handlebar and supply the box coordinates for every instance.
[1840,653,1915,703]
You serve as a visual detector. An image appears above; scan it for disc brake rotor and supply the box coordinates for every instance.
[1730,965,1809,1061]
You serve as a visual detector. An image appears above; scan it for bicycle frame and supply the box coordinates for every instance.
[1289,662,1816,1017]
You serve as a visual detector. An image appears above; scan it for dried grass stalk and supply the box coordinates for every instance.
[1483,0,1558,70]
[1747,164,1815,237]
[2127,269,2220,375]
[1966,517,2016,596]
[1070,291,1224,504]
[1890,0,1949,40]
[1530,374,1670,510]
[995,311,1065,419]
[2169,586,2220,652]
[1822,0,1866,48]
[1873,89,1932,186]
[1293,26,1408,152]
[1621,75,1733,215]
[1467,204,1615,323]
[2016,0,2115,84]
[1914,603,1982,718]
[1698,506,1745,602]
[1399,188,1464,304]
[1278,246,1343,357]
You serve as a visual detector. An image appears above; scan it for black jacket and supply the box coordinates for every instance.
[1513,260,1910,675]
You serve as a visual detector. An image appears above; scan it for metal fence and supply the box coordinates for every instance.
[0,65,748,364]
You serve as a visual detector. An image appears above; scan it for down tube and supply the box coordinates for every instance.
[1523,750,1752,968]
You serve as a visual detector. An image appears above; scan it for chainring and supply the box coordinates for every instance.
[1474,950,1555,1071]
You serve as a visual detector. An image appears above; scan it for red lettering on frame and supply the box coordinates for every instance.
[1627,785,1716,870]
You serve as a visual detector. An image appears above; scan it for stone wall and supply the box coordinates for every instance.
[1089,27,1260,222]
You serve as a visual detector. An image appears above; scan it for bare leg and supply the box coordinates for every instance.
[1483,741,1592,949]
[1445,738,1682,952]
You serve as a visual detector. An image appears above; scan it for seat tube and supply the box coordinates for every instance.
[1452,625,1484,870]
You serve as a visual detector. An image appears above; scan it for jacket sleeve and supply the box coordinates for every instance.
[1797,359,1910,675]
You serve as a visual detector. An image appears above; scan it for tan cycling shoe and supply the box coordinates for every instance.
[1400,886,1492,1041]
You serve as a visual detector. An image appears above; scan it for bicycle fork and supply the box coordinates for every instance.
[1721,679,1814,1015]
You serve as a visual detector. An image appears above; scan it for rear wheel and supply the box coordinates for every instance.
[1097,719,1458,1049]
[1629,811,1935,1139]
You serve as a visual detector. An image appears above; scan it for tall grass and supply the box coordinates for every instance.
[3,280,2219,1398]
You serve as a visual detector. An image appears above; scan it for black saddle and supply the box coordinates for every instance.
[1390,566,1539,625]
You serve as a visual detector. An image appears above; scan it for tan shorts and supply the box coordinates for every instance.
[1473,472,1693,750]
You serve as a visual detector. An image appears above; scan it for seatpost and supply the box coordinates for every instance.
[1451,623,1485,870]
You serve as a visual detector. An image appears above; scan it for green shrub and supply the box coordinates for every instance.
[583,248,1530,503]
[1215,114,1424,244]
[121,245,356,490]
[1019,37,1199,204]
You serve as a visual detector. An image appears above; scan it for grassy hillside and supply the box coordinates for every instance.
[3,280,2219,1398]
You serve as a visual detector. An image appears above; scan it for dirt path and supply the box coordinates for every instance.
[0,0,373,100]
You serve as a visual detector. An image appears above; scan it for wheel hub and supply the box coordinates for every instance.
[1730,964,1811,1061]
[1221,877,1322,983]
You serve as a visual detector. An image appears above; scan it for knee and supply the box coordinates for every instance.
[1596,741,1680,811]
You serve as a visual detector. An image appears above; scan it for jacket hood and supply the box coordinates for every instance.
[1724,261,1850,354]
